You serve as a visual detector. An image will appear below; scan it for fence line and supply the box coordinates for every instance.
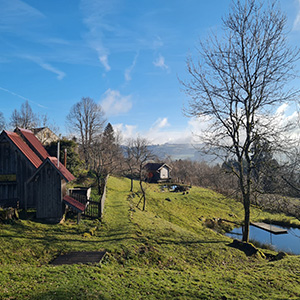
[99,175,108,219]
[69,175,108,219]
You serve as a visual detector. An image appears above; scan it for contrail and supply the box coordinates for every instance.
[0,86,48,109]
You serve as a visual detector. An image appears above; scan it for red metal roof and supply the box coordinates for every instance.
[3,129,75,181]
[63,195,85,212]
[48,157,75,182]
[16,127,50,160]
[4,131,43,169]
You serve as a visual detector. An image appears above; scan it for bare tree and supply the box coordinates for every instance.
[124,139,138,193]
[36,113,60,135]
[126,137,155,211]
[10,100,38,129]
[90,123,122,194]
[66,97,106,168]
[183,0,300,242]
[0,112,5,131]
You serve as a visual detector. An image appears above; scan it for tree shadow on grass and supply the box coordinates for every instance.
[0,232,136,245]
[29,289,108,300]
[157,239,229,245]
[227,239,260,256]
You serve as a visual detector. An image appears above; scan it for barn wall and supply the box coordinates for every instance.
[0,140,36,208]
[35,162,64,221]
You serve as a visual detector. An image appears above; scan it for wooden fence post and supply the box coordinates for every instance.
[98,175,108,219]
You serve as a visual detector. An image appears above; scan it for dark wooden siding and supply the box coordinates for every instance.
[35,162,64,221]
[0,140,36,208]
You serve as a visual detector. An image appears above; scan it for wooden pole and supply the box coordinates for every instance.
[64,148,67,167]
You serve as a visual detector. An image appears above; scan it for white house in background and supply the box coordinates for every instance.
[32,127,59,145]
[144,162,172,183]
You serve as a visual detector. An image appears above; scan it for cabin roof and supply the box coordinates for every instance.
[144,162,172,172]
[15,127,50,160]
[32,127,46,134]
[47,157,75,182]
[63,195,85,213]
[1,129,75,181]
[3,130,43,168]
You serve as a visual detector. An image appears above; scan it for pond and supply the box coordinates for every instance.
[226,225,300,255]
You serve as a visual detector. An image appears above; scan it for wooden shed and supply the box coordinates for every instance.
[0,130,42,208]
[0,128,76,222]
[27,157,75,222]
[144,162,172,183]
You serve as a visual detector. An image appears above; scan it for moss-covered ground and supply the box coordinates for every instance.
[1,176,300,299]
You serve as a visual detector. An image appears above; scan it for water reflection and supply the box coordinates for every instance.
[226,225,300,255]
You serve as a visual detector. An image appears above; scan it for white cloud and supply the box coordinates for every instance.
[99,54,111,72]
[276,103,289,115]
[153,36,164,49]
[114,104,300,147]
[145,129,192,145]
[293,0,300,31]
[80,0,115,72]
[273,103,299,133]
[151,117,170,130]
[124,52,139,82]
[36,61,65,80]
[116,124,192,145]
[113,123,137,141]
[153,54,169,71]
[187,116,212,134]
[113,117,193,145]
[23,55,66,80]
[145,117,193,144]
[0,0,45,31]
[100,89,132,116]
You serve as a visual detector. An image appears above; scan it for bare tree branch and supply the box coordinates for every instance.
[182,0,300,242]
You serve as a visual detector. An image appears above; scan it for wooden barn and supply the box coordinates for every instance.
[144,162,172,183]
[27,157,75,221]
[0,128,78,222]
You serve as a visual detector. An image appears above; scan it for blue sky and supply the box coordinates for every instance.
[0,0,300,144]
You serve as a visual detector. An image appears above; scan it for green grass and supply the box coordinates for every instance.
[1,176,300,299]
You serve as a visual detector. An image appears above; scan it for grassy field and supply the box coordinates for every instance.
[1,176,300,299]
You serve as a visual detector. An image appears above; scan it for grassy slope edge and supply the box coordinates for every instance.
[0,176,300,299]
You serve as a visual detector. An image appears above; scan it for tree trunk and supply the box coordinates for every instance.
[242,192,250,242]
[130,170,134,192]
[130,177,133,192]
[139,179,146,211]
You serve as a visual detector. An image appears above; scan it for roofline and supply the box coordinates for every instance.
[157,163,172,171]
[27,157,75,184]
[1,130,42,169]
[15,127,50,160]
[145,162,172,171]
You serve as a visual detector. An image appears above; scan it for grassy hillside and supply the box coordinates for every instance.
[1,177,300,299]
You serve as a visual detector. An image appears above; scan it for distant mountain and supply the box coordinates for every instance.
[148,143,217,162]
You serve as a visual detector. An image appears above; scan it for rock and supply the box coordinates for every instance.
[229,239,265,258]
[273,252,287,261]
